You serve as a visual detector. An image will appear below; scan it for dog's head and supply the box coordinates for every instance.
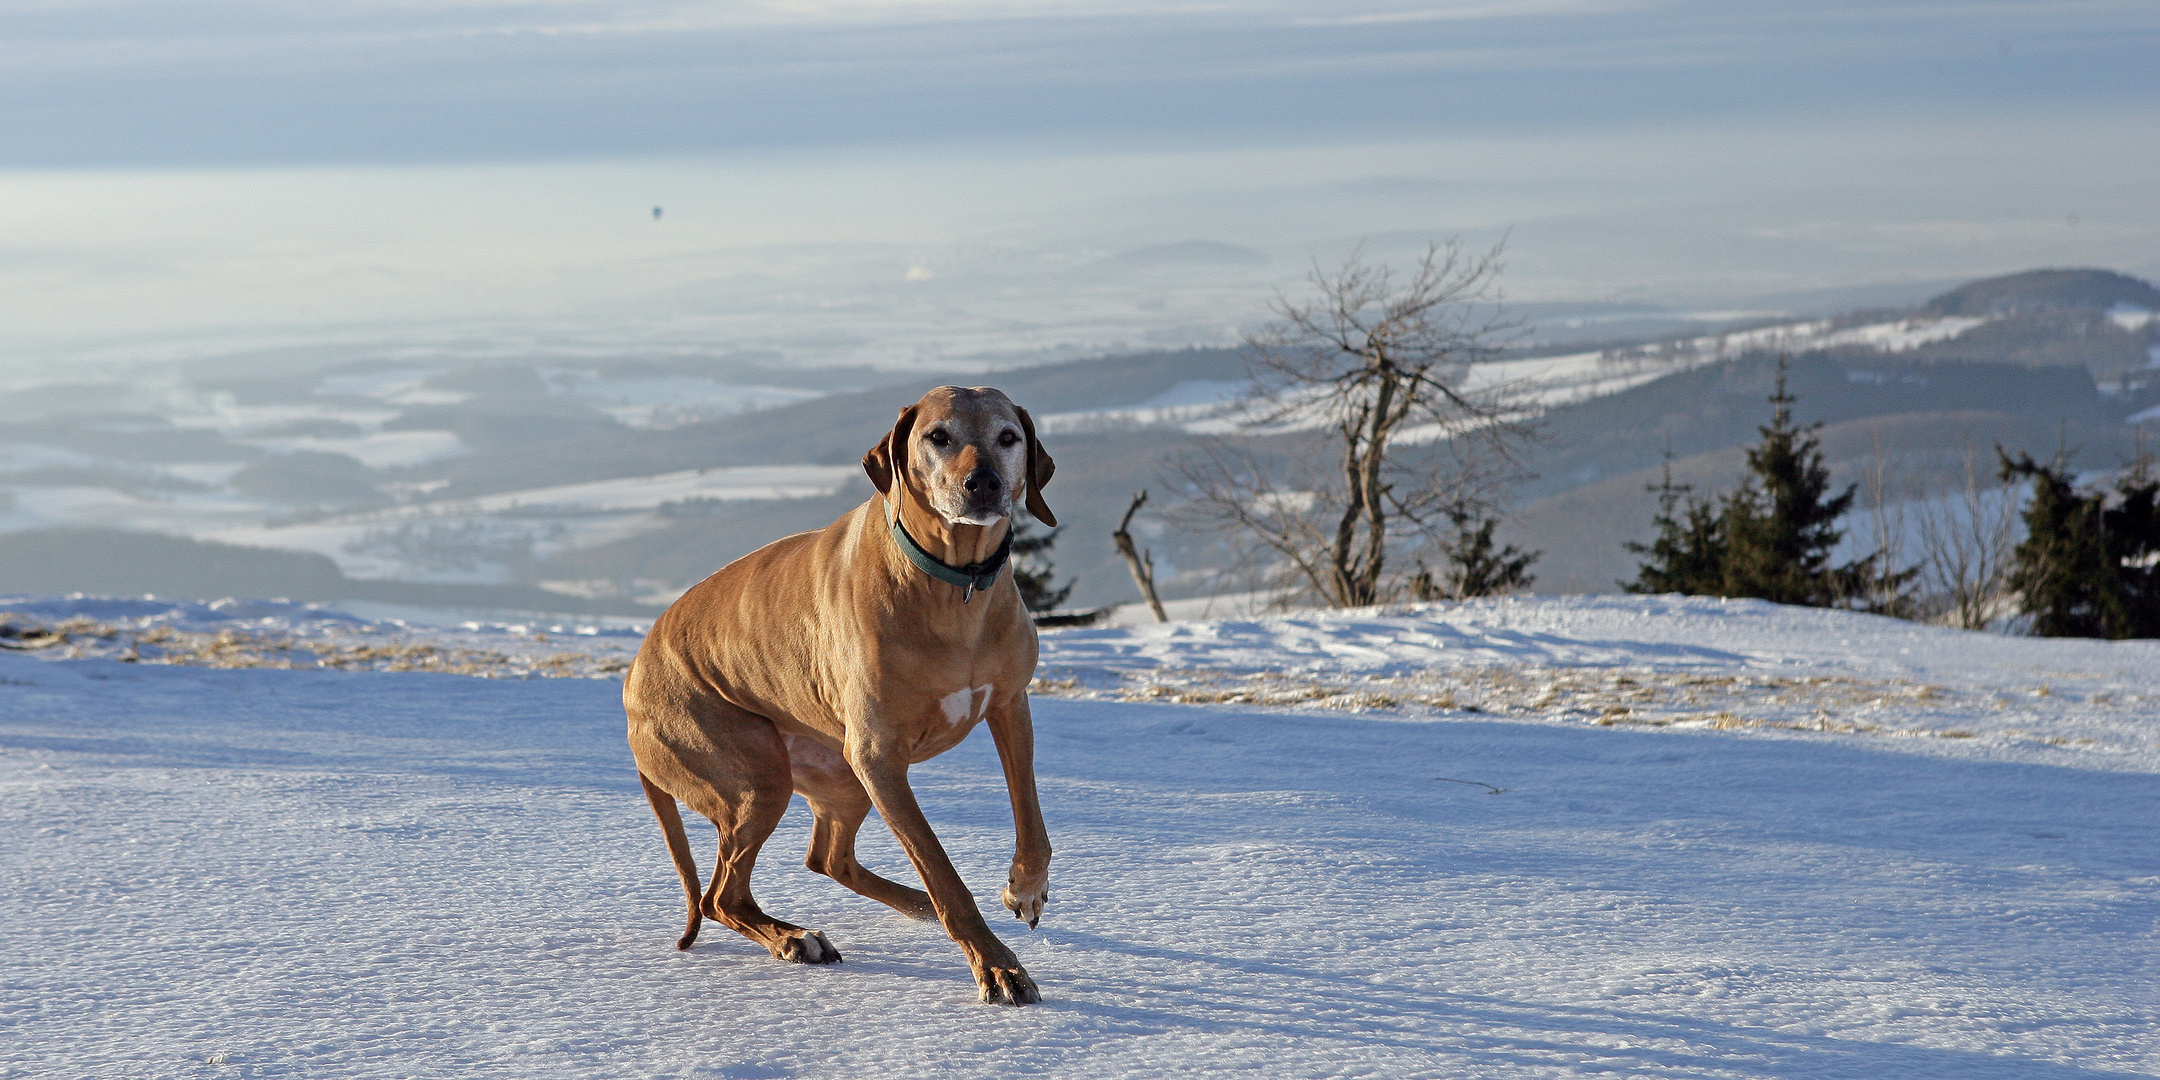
[862,386,1056,527]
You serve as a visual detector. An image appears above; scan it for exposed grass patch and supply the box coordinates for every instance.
[0,614,633,678]
[1025,664,2064,744]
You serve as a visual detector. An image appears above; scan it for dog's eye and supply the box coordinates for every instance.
[997,430,1020,447]
[926,429,950,447]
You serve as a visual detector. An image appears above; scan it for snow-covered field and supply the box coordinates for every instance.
[0,464,859,586]
[0,307,2024,597]
[205,465,861,584]
[1029,313,2002,441]
[5,595,2157,1078]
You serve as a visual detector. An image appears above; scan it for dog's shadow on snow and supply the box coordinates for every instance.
[1029,928,2146,1079]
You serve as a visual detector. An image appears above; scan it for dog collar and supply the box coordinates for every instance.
[888,513,1013,603]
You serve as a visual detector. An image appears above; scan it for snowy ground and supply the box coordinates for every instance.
[4,595,2157,1078]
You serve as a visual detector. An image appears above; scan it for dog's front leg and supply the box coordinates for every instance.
[848,733,1040,1005]
[986,693,1051,930]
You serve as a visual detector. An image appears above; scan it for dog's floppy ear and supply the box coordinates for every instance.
[862,404,920,497]
[1015,405,1057,527]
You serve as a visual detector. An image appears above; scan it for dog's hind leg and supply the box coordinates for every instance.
[639,770,706,949]
[629,706,840,965]
[788,739,937,921]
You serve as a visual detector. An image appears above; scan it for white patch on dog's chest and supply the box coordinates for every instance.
[938,684,995,728]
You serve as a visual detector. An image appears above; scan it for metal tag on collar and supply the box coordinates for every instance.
[963,582,974,604]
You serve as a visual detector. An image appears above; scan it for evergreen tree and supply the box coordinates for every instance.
[2002,450,2160,638]
[1413,512,1538,600]
[1718,366,1871,605]
[1009,520,1076,612]
[1623,453,1727,595]
[1624,357,1910,608]
[2104,457,2160,635]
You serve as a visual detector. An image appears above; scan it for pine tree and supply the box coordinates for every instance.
[1009,520,1076,612]
[2104,455,2160,636]
[1413,512,1538,599]
[1624,357,1910,608]
[1623,452,1727,594]
[1718,364,1872,605]
[2002,449,2160,638]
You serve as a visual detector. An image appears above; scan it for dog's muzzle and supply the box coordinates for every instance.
[954,467,1011,524]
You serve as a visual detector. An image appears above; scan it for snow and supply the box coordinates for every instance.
[1033,380,1251,435]
[1032,315,1998,443]
[0,484,274,537]
[541,372,823,431]
[2109,304,2155,333]
[166,402,402,438]
[1468,314,1996,421]
[198,465,858,582]
[248,431,471,470]
[0,594,644,677]
[444,466,859,516]
[0,457,856,584]
[1462,347,1667,405]
[5,594,2157,1077]
[316,368,444,401]
[161,396,463,467]
[1815,316,1990,353]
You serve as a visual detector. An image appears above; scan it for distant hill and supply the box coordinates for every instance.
[1503,349,2158,594]
[1511,355,2122,504]
[8,264,2160,613]
[418,347,1254,499]
[1924,268,2160,316]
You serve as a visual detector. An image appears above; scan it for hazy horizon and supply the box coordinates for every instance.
[4,0,2156,375]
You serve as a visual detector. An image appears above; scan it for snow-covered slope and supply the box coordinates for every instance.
[5,595,2156,1077]
[205,465,859,584]
[1026,313,2001,439]
[0,464,858,587]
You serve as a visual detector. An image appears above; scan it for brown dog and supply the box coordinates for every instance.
[625,385,1056,1005]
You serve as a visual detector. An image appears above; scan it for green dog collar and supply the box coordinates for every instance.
[888,513,1013,603]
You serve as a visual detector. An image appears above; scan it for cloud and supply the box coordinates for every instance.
[2,0,2153,167]
[0,0,2153,357]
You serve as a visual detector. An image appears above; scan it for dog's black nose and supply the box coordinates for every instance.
[964,468,1001,493]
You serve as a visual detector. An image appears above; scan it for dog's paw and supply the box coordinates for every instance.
[772,930,841,965]
[1002,875,1048,930]
[976,963,1040,1006]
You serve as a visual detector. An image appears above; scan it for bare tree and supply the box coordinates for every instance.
[1173,240,1528,608]
[1916,441,2021,630]
[1857,432,1920,617]
[1111,491,1170,623]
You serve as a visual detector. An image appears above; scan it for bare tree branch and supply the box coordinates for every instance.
[1171,239,1532,608]
[1917,441,2020,629]
[1111,491,1170,623]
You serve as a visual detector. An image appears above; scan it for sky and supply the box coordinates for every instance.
[3,0,2156,372]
